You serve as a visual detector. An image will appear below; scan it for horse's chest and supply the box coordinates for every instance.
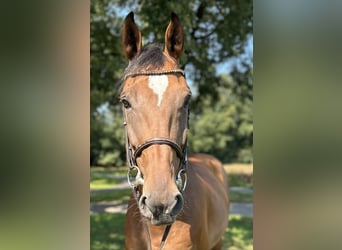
[149,223,208,250]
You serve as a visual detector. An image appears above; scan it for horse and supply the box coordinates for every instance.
[120,12,229,250]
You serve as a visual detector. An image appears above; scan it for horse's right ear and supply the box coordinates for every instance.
[164,12,184,61]
[122,12,142,60]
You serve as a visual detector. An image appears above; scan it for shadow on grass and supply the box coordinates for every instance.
[223,215,253,250]
[90,213,252,250]
[91,213,126,250]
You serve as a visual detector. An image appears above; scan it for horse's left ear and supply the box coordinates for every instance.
[122,12,142,60]
[164,12,184,61]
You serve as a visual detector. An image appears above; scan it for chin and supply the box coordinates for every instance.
[150,214,175,226]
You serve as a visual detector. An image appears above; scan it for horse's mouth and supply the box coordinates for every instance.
[141,212,175,226]
[150,214,174,226]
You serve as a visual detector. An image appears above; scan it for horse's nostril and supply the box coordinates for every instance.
[140,195,147,207]
[138,193,183,219]
[172,194,184,215]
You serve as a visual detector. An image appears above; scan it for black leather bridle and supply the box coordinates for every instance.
[125,135,188,191]
[122,69,189,195]
[121,69,189,250]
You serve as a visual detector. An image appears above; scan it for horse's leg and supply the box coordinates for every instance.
[211,239,222,250]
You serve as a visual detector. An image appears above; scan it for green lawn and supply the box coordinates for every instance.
[91,213,125,250]
[229,191,253,203]
[90,177,122,190]
[90,168,126,189]
[228,174,253,189]
[90,166,253,249]
[90,189,132,203]
[91,188,252,203]
[90,213,252,250]
[224,215,253,250]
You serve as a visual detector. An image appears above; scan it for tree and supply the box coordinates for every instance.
[90,0,253,165]
[188,69,253,163]
[90,0,126,165]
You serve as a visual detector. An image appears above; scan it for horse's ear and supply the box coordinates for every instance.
[122,12,142,60]
[164,12,184,60]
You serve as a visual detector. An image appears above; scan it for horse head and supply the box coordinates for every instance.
[120,12,191,226]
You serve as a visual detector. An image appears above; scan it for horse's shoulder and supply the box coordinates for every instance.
[187,153,229,243]
[188,153,227,188]
[189,153,222,166]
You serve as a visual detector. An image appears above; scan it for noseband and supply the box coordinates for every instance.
[122,69,188,194]
[126,137,188,193]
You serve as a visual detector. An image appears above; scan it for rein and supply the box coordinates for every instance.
[122,69,188,250]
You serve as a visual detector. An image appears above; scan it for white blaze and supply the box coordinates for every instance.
[148,75,169,107]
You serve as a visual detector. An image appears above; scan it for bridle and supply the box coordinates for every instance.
[122,69,188,193]
[121,69,189,250]
[125,137,188,194]
[126,136,187,189]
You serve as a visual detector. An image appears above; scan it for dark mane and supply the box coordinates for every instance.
[125,43,165,74]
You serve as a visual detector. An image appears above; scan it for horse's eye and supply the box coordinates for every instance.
[183,94,191,108]
[121,99,131,109]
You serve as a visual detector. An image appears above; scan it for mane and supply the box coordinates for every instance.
[124,43,165,74]
[118,43,165,95]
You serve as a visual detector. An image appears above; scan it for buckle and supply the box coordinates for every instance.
[127,166,144,188]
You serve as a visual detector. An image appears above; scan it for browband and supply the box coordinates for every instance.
[124,69,185,80]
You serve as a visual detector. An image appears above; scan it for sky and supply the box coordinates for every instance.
[216,35,253,75]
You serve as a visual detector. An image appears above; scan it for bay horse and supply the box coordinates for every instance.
[120,12,229,250]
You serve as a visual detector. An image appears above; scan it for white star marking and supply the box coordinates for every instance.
[148,75,169,107]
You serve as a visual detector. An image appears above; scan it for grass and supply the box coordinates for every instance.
[229,174,253,189]
[229,191,253,203]
[90,213,252,250]
[225,163,253,189]
[91,166,127,176]
[224,215,253,250]
[90,164,253,249]
[90,167,127,189]
[91,189,132,203]
[91,165,253,189]
[91,213,126,250]
[90,178,122,189]
[91,189,252,203]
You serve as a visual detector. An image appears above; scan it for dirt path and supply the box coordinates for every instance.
[90,184,253,217]
[90,200,253,217]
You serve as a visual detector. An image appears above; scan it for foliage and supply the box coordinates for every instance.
[188,71,253,163]
[90,0,253,165]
